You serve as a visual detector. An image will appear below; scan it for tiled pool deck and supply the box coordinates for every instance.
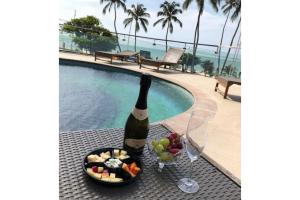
[59,51,241,184]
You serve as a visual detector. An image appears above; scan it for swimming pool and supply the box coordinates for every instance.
[59,60,194,131]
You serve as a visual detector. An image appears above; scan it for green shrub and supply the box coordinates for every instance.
[61,16,117,53]
[201,60,215,76]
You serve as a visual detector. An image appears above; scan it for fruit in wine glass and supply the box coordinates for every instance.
[154,144,164,154]
[151,139,159,147]
[150,132,183,161]
[159,138,170,149]
[159,152,173,161]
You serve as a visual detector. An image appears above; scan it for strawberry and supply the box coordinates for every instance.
[92,166,98,173]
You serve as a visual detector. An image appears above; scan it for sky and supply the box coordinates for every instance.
[59,0,241,47]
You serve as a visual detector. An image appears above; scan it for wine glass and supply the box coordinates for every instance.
[177,109,215,193]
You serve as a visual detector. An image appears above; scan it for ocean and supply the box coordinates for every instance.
[59,32,241,75]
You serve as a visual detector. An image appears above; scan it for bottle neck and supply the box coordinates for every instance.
[135,85,149,110]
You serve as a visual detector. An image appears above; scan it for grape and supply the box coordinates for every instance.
[159,152,173,161]
[154,144,164,154]
[169,148,180,155]
[151,139,159,147]
[159,138,170,149]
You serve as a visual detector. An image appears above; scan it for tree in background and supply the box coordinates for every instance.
[220,0,241,75]
[201,60,215,77]
[217,0,241,74]
[123,4,150,52]
[153,1,183,53]
[100,0,127,52]
[222,64,238,77]
[181,52,201,72]
[61,16,117,53]
[183,0,221,73]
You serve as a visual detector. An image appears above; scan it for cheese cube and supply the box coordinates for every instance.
[87,154,100,163]
[110,173,116,178]
[100,152,111,160]
[120,150,127,156]
[102,172,109,178]
[119,155,130,160]
[113,149,120,157]
[97,167,104,173]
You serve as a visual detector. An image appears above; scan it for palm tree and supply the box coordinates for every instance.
[123,4,150,52]
[153,1,183,53]
[183,0,221,73]
[216,0,241,74]
[220,0,241,75]
[100,0,126,52]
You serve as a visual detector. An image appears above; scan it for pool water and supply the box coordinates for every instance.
[59,63,194,131]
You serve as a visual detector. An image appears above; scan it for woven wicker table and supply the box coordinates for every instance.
[59,124,241,200]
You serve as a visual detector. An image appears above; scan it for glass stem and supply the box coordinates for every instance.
[187,161,194,185]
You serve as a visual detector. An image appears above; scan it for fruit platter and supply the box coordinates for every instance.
[147,132,184,171]
[82,148,142,186]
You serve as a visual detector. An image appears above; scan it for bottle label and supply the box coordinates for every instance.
[132,108,148,121]
[125,138,146,149]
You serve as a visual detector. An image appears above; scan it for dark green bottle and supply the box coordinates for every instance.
[123,73,152,155]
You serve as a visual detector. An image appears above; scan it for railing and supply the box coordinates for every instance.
[59,26,241,77]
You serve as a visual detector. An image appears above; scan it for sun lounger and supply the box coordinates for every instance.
[94,50,139,63]
[139,48,184,71]
[214,76,241,99]
[140,50,152,59]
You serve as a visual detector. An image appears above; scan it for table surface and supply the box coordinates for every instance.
[59,124,241,200]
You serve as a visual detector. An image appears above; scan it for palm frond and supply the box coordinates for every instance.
[140,19,148,32]
[182,0,192,9]
[157,11,165,17]
[162,19,168,28]
[153,18,164,27]
[140,18,149,25]
[135,21,140,32]
[169,22,173,33]
[209,0,221,12]
[172,8,183,15]
[102,2,111,14]
[172,16,183,27]
[123,18,133,27]
[116,0,127,11]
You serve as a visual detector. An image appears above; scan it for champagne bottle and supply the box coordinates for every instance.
[123,73,152,155]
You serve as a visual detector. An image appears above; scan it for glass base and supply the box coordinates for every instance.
[177,178,199,193]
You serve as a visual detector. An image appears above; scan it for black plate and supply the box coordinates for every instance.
[82,148,142,186]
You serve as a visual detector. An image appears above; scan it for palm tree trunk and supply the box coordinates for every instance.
[165,22,169,53]
[221,18,241,75]
[134,22,137,52]
[164,22,169,68]
[127,22,133,50]
[114,4,121,52]
[217,11,230,75]
[191,24,198,73]
[192,18,200,73]
[191,9,201,73]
